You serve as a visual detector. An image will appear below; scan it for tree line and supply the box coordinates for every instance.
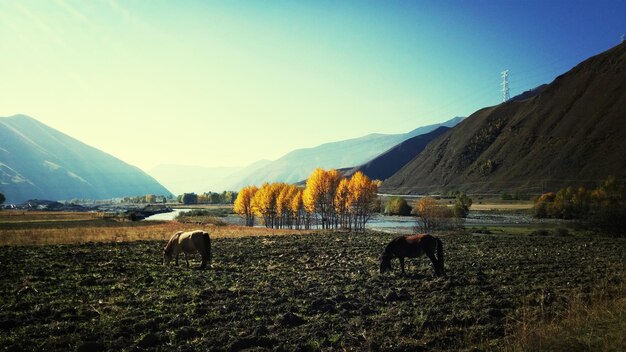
[178,191,238,205]
[234,168,380,231]
[533,176,626,236]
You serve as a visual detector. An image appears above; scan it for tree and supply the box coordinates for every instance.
[0,192,5,208]
[252,183,282,228]
[413,197,456,232]
[335,178,351,229]
[290,188,306,229]
[453,192,472,218]
[384,196,411,216]
[234,185,258,226]
[347,172,379,232]
[303,168,342,229]
[181,193,198,205]
[222,191,237,204]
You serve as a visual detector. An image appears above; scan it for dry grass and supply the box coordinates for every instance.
[504,278,626,352]
[0,210,102,222]
[0,211,310,246]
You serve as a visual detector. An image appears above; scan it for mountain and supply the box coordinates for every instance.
[149,164,243,195]
[344,126,452,181]
[0,115,171,203]
[227,116,464,189]
[380,43,626,195]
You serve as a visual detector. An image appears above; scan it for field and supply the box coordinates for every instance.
[1,215,626,351]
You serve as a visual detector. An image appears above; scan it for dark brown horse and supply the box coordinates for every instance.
[380,234,445,276]
[163,230,212,269]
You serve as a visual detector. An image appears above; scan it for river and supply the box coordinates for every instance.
[144,210,418,234]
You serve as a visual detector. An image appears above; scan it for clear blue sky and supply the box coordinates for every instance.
[1,0,624,170]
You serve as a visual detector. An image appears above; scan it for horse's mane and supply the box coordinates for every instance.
[164,231,183,253]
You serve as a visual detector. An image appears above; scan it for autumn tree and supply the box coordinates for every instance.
[252,183,286,228]
[413,196,456,232]
[335,178,351,230]
[303,168,342,229]
[275,183,299,228]
[290,188,307,229]
[236,169,380,232]
[347,172,379,232]
[234,185,258,226]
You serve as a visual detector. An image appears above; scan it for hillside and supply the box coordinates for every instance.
[228,116,464,189]
[345,126,451,181]
[0,115,171,203]
[381,43,626,195]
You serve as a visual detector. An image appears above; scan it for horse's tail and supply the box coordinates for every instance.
[436,238,445,275]
[200,232,212,269]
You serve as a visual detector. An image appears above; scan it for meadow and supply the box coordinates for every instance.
[1,211,625,351]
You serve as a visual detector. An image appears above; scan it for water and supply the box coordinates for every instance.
[365,215,418,234]
[143,208,191,221]
[145,210,418,234]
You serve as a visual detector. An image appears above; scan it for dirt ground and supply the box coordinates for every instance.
[1,231,625,351]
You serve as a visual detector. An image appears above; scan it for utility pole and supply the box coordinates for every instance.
[501,70,510,102]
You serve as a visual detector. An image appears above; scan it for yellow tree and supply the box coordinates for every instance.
[252,183,279,228]
[335,178,350,230]
[347,171,379,231]
[413,196,454,232]
[234,185,258,226]
[290,188,306,229]
[275,183,296,229]
[303,168,342,229]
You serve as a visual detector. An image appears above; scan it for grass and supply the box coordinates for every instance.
[504,280,626,351]
[0,211,308,246]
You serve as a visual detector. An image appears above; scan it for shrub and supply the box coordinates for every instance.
[532,177,626,236]
[384,197,411,216]
[453,192,472,218]
[413,197,461,232]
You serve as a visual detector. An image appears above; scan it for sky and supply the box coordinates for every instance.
[1,0,624,171]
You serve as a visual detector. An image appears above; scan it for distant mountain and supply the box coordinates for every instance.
[345,126,452,181]
[380,43,626,195]
[227,116,464,189]
[149,164,243,195]
[0,115,171,203]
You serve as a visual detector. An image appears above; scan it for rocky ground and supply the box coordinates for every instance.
[1,231,625,351]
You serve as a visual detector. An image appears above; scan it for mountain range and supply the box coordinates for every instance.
[380,42,626,195]
[344,126,452,182]
[0,115,171,204]
[226,116,464,190]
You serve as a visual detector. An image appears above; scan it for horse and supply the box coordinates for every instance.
[163,230,212,269]
[380,234,445,276]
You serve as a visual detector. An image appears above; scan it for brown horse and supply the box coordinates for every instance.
[380,234,445,276]
[163,230,212,269]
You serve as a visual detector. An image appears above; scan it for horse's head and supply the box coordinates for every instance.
[163,246,173,265]
[379,253,392,274]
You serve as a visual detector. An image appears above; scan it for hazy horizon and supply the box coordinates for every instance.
[1,1,624,171]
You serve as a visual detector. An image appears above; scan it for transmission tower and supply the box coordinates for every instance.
[501,70,510,102]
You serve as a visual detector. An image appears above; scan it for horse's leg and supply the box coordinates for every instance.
[425,250,439,276]
[184,253,190,267]
[399,257,405,274]
[175,255,179,266]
